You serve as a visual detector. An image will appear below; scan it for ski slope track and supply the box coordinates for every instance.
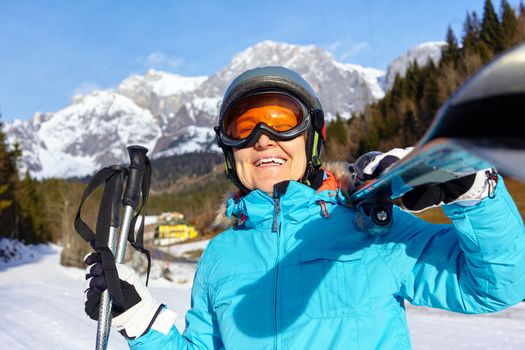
[0,238,524,350]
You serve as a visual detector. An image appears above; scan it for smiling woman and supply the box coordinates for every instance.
[214,66,326,194]
[82,65,525,350]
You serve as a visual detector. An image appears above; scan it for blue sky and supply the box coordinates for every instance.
[0,0,520,122]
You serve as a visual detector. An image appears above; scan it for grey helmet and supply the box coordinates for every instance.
[215,66,326,193]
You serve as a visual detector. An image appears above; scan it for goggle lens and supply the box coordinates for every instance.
[223,93,304,139]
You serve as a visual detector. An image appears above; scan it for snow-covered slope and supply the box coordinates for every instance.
[4,40,443,179]
[1,238,524,350]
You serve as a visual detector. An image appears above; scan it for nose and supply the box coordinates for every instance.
[254,134,276,149]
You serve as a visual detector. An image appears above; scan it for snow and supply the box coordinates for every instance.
[118,69,207,97]
[384,41,446,90]
[142,215,159,226]
[407,304,525,349]
[190,97,221,116]
[157,239,210,257]
[0,238,192,350]
[179,96,220,125]
[1,237,524,349]
[334,61,386,100]
[36,150,98,179]
[31,90,162,178]
[153,125,220,158]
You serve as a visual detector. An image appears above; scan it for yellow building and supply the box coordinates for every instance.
[154,221,199,246]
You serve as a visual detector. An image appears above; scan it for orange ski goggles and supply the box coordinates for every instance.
[216,91,311,148]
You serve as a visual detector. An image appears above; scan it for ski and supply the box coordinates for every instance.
[349,43,525,230]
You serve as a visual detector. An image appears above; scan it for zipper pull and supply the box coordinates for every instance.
[272,181,288,233]
[273,197,281,232]
[317,200,330,218]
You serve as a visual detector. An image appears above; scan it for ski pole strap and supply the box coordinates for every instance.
[74,167,124,243]
[96,170,125,307]
[74,166,127,307]
[127,157,152,285]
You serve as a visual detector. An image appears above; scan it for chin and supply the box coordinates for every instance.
[253,180,279,195]
[259,184,276,195]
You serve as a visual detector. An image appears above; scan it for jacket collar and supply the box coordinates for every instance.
[226,171,344,229]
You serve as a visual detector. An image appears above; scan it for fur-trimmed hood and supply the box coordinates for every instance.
[212,161,351,229]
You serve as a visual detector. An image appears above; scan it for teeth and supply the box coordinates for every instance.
[255,157,286,167]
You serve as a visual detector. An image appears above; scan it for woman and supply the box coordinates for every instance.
[84,66,525,349]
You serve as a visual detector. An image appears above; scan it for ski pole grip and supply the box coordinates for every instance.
[122,145,148,209]
[109,165,126,228]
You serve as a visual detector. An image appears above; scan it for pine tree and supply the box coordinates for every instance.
[480,0,504,55]
[404,61,421,99]
[0,112,19,237]
[442,26,460,65]
[16,171,51,243]
[0,184,11,214]
[518,1,525,43]
[462,11,482,52]
[418,63,440,132]
[327,114,348,146]
[500,0,518,48]
[0,118,11,214]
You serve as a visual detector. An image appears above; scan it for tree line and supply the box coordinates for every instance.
[0,115,53,244]
[324,0,525,161]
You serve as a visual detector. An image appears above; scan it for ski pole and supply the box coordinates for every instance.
[96,145,149,350]
[95,165,127,350]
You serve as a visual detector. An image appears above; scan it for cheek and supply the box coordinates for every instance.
[293,153,307,177]
[282,140,307,179]
[232,149,254,189]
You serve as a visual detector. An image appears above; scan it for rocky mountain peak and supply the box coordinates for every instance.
[4,41,442,179]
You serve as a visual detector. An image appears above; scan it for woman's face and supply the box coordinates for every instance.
[233,134,307,195]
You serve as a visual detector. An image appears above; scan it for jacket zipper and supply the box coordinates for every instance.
[273,195,281,350]
[272,196,281,232]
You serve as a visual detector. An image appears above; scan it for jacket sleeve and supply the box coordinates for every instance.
[380,177,525,313]
[127,250,224,350]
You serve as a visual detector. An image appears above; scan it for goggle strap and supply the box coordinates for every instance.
[311,131,320,161]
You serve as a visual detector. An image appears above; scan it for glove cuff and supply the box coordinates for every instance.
[113,298,162,339]
[111,263,162,339]
[451,168,498,206]
[151,307,178,335]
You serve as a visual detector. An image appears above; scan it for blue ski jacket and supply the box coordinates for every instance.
[129,174,525,349]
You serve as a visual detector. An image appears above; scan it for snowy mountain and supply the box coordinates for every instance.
[154,41,386,158]
[4,40,441,179]
[5,91,162,178]
[116,69,207,121]
[193,41,385,120]
[384,41,446,90]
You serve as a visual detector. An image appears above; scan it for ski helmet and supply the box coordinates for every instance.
[215,66,326,193]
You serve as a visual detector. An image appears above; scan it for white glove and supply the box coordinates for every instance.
[110,264,162,338]
[360,148,413,178]
[452,168,499,206]
[348,148,413,192]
